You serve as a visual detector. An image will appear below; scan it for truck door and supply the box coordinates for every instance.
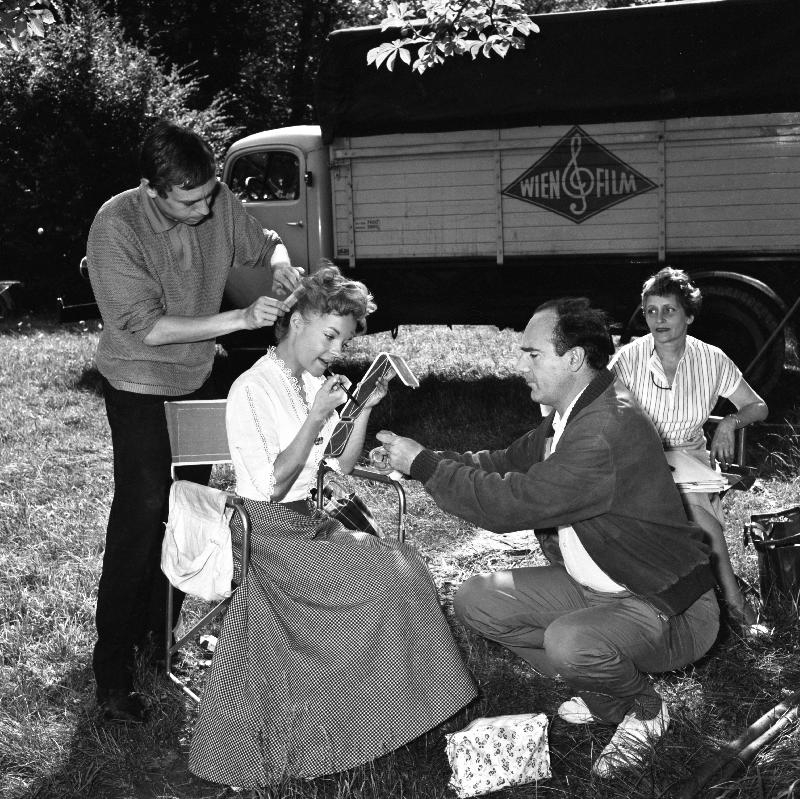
[225,146,309,304]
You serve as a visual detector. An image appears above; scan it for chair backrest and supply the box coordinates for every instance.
[164,399,231,477]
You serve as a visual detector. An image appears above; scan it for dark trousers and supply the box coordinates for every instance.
[455,564,719,723]
[93,376,216,692]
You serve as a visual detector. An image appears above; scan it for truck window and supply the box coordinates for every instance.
[228,151,300,203]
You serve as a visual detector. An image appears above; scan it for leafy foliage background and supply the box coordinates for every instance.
[0,0,237,305]
[0,0,664,310]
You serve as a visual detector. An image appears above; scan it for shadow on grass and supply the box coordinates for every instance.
[71,355,537,457]
[74,364,104,396]
[23,679,478,799]
[73,349,800,469]
[12,659,154,799]
[33,342,800,798]
[332,360,538,454]
[19,586,800,798]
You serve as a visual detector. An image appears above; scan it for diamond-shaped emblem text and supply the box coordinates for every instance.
[503,126,657,224]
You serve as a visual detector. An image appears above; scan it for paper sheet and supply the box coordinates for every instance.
[664,450,727,493]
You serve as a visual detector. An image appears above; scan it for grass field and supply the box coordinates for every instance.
[1,319,800,799]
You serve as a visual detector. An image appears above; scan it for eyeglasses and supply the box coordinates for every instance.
[650,372,672,391]
[648,347,673,391]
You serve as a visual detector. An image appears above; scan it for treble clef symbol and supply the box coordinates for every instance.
[562,133,594,217]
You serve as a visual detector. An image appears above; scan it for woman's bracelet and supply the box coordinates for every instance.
[726,414,742,428]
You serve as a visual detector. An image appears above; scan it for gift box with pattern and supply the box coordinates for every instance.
[445,713,551,798]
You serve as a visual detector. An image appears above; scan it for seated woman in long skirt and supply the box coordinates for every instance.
[189,265,477,787]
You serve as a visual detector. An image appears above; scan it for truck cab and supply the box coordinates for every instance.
[221,125,332,309]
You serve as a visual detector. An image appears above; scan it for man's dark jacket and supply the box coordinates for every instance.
[410,369,716,615]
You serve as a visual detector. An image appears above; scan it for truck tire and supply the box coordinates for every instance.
[622,283,785,398]
[693,283,784,397]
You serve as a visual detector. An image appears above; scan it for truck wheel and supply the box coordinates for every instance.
[622,283,785,398]
[694,284,784,397]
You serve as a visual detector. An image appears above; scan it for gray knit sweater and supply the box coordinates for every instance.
[87,181,282,395]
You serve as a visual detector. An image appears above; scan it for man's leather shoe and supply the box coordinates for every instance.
[97,688,146,723]
[591,701,670,777]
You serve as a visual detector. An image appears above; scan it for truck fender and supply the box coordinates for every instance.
[689,270,788,315]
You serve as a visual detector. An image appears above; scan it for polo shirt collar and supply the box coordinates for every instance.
[647,333,693,381]
[139,180,180,233]
[540,368,615,440]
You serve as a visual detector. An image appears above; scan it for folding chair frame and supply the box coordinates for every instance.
[165,496,251,702]
[163,399,408,703]
[163,399,253,703]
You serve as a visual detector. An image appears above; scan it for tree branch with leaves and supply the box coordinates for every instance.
[0,1,59,50]
[367,0,538,73]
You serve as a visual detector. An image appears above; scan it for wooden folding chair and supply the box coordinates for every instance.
[163,399,251,702]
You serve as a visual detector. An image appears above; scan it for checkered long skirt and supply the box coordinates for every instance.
[188,498,477,787]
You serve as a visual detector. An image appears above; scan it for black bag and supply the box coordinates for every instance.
[744,506,800,613]
[320,481,381,537]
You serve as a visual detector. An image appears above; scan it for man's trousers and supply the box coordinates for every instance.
[454,564,719,723]
[93,377,215,693]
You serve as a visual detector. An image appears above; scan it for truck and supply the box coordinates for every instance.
[219,0,800,396]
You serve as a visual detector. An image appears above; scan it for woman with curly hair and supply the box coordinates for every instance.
[189,264,476,787]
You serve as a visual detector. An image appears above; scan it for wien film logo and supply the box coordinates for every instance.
[503,126,657,223]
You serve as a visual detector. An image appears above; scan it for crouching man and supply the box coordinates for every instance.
[377,297,719,776]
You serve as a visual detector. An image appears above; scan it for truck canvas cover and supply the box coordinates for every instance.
[315,0,800,144]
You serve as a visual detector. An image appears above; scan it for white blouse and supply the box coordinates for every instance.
[610,334,742,448]
[226,348,340,502]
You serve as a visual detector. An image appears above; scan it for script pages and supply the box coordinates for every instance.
[664,450,727,493]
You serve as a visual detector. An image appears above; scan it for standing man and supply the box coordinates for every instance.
[87,120,302,722]
[377,298,719,776]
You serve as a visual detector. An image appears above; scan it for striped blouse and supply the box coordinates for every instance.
[610,334,742,448]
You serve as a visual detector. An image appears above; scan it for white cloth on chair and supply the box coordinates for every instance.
[161,480,233,602]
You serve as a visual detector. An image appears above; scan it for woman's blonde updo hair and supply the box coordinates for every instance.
[275,262,376,342]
